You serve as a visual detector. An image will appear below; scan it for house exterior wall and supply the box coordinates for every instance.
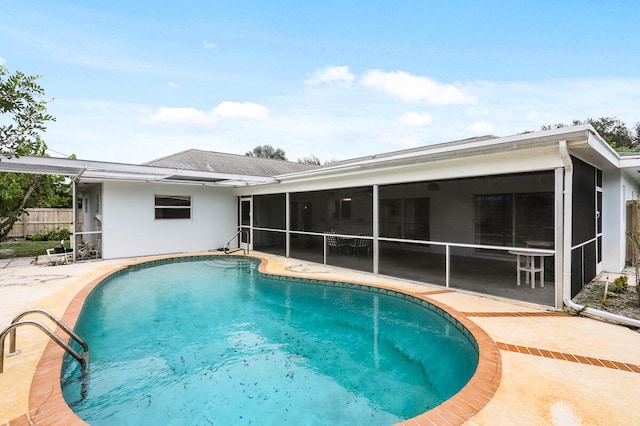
[242,170,558,306]
[602,169,640,272]
[233,137,631,307]
[237,144,565,197]
[101,181,236,259]
[602,169,623,273]
[80,183,102,247]
[237,146,564,253]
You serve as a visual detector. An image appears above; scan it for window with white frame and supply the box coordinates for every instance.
[155,195,192,219]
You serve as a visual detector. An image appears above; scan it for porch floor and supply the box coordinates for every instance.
[284,241,556,306]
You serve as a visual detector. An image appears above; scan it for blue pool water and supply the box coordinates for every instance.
[62,257,478,425]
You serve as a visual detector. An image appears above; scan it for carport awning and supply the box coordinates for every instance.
[0,155,277,187]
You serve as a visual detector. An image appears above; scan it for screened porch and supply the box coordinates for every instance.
[249,171,557,307]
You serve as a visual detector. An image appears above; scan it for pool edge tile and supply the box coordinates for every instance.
[29,253,503,425]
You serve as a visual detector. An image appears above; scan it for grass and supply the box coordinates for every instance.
[0,240,64,259]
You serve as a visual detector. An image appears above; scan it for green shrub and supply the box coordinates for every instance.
[26,233,47,241]
[613,275,628,294]
[45,227,70,241]
[25,227,70,242]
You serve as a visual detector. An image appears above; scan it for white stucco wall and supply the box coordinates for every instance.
[601,169,623,272]
[79,183,102,247]
[101,181,237,259]
[602,169,640,273]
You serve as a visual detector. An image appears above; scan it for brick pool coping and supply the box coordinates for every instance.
[18,253,503,425]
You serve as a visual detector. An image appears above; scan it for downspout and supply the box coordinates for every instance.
[559,140,640,328]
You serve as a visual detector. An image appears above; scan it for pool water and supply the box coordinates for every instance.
[62,257,478,425]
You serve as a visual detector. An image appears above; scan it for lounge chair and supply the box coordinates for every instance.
[46,240,73,265]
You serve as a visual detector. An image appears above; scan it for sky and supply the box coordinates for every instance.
[1,1,639,165]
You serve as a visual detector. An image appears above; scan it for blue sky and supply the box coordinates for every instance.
[2,1,639,164]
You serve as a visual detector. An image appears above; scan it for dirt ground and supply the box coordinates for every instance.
[573,278,640,321]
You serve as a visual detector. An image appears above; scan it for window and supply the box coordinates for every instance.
[335,198,352,220]
[474,192,553,248]
[253,194,285,229]
[474,194,513,247]
[289,187,372,233]
[379,182,431,241]
[155,195,191,219]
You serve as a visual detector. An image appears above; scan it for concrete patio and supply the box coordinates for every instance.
[1,253,639,425]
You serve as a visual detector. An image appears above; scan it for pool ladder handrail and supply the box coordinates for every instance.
[0,308,89,375]
[223,229,249,255]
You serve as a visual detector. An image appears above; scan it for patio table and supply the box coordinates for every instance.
[509,250,553,289]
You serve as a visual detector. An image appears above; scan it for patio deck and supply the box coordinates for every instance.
[1,252,639,425]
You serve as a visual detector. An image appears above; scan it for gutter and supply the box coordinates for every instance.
[559,140,640,328]
[277,125,597,184]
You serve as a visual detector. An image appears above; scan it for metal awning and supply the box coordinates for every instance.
[0,155,277,187]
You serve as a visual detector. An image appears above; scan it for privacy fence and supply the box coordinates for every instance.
[5,208,82,239]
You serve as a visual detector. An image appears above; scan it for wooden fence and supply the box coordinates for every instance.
[626,200,640,265]
[5,208,82,239]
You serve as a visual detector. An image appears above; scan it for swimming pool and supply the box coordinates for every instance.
[61,256,479,424]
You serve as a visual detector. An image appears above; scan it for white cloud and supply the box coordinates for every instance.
[468,121,494,133]
[150,107,213,125]
[523,110,540,121]
[212,101,269,120]
[361,69,476,105]
[0,56,6,65]
[398,111,433,126]
[203,41,217,49]
[168,82,180,89]
[43,76,640,166]
[150,101,269,126]
[305,65,355,86]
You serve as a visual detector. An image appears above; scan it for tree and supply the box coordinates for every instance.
[531,117,640,152]
[0,66,59,240]
[245,144,287,161]
[297,154,321,165]
[1,66,54,158]
[584,117,635,150]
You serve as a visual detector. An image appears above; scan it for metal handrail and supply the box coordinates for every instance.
[223,229,249,254]
[0,320,89,375]
[8,308,88,355]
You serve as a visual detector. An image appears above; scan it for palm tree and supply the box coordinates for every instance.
[245,145,287,160]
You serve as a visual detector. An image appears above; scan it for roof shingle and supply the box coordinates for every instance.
[144,149,320,177]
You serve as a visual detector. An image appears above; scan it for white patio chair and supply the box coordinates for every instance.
[46,240,73,265]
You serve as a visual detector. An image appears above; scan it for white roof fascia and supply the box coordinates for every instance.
[614,153,640,187]
[277,125,597,184]
[0,155,277,186]
[617,155,640,168]
[1,125,625,187]
[587,129,620,161]
[577,128,622,168]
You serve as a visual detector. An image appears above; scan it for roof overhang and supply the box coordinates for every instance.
[617,154,640,186]
[275,124,618,183]
[3,125,637,189]
[0,155,277,187]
